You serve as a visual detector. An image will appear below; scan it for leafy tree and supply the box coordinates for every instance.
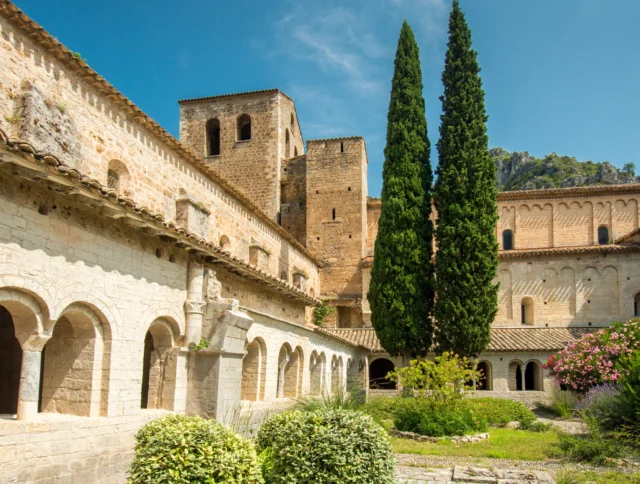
[433,0,498,357]
[623,162,636,177]
[368,21,434,360]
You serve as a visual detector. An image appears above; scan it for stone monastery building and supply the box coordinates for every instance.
[0,1,639,482]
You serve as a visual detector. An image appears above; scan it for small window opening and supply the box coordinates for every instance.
[316,190,319,194]
[332,208,336,220]
[598,226,609,245]
[521,297,534,325]
[237,114,252,141]
[107,169,119,192]
[294,147,298,157]
[155,248,161,258]
[348,187,351,191]
[290,113,295,128]
[206,118,221,156]
[340,141,344,153]
[38,202,49,216]
[502,230,513,251]
[285,129,290,158]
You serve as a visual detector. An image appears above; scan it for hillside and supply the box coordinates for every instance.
[490,148,639,191]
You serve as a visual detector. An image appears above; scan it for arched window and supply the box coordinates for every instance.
[107,159,131,196]
[634,292,639,317]
[476,361,492,391]
[309,351,325,396]
[237,114,251,141]
[107,169,119,192]
[521,297,534,325]
[368,358,396,390]
[206,118,220,156]
[294,147,298,157]
[290,112,295,129]
[219,235,231,251]
[502,230,514,250]
[285,129,290,158]
[524,361,543,391]
[598,226,609,245]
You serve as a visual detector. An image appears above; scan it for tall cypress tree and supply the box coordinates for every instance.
[433,0,498,357]
[368,21,434,360]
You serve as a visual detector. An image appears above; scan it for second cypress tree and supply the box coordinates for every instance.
[433,0,498,357]
[368,21,435,360]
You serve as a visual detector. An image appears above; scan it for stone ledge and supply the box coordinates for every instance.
[391,429,490,443]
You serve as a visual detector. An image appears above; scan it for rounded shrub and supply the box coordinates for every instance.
[128,414,263,483]
[257,409,395,484]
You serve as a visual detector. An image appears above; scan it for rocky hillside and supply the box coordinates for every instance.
[491,148,639,191]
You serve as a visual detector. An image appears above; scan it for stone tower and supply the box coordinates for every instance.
[178,89,303,220]
[304,137,369,328]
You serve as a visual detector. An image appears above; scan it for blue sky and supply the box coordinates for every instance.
[15,0,640,196]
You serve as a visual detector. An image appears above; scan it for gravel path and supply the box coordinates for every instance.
[395,453,638,476]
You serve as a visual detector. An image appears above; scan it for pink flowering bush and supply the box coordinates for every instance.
[544,319,640,394]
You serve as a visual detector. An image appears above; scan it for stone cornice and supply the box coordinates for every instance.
[497,183,640,202]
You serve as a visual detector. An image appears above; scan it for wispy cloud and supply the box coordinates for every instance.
[273,5,389,95]
[391,0,449,39]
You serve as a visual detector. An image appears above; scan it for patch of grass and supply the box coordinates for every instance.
[555,470,640,484]
[391,428,558,461]
[460,397,536,426]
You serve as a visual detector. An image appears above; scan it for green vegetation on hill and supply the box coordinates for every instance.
[491,148,638,191]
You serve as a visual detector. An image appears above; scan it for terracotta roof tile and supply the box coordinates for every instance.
[0,129,318,305]
[499,244,640,260]
[322,327,595,353]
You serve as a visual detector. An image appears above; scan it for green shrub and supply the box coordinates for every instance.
[537,388,577,419]
[517,419,553,433]
[393,399,487,437]
[257,409,395,483]
[555,415,625,466]
[128,414,263,483]
[460,398,536,426]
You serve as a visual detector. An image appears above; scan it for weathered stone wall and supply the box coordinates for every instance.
[497,193,640,250]
[0,15,319,291]
[280,154,307,245]
[305,138,367,299]
[0,410,171,484]
[497,252,640,327]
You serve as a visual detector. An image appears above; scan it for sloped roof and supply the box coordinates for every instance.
[0,129,318,305]
[322,327,595,353]
[500,244,640,260]
[615,228,640,245]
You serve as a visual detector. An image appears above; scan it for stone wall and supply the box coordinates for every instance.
[280,154,307,246]
[0,410,171,484]
[305,138,367,300]
[0,15,319,292]
[497,192,640,250]
[497,252,640,327]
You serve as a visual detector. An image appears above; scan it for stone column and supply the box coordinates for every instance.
[277,353,289,399]
[185,257,205,347]
[16,335,49,420]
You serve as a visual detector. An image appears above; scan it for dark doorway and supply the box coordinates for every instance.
[0,305,22,414]
[369,358,396,389]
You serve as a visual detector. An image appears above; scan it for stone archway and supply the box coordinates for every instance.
[141,319,176,410]
[0,305,23,415]
[309,350,325,396]
[40,304,111,417]
[476,361,493,391]
[369,358,396,390]
[241,337,267,402]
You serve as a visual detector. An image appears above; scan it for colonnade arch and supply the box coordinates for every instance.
[309,350,326,396]
[141,318,177,410]
[241,337,267,402]
[369,358,396,390]
[509,359,543,391]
